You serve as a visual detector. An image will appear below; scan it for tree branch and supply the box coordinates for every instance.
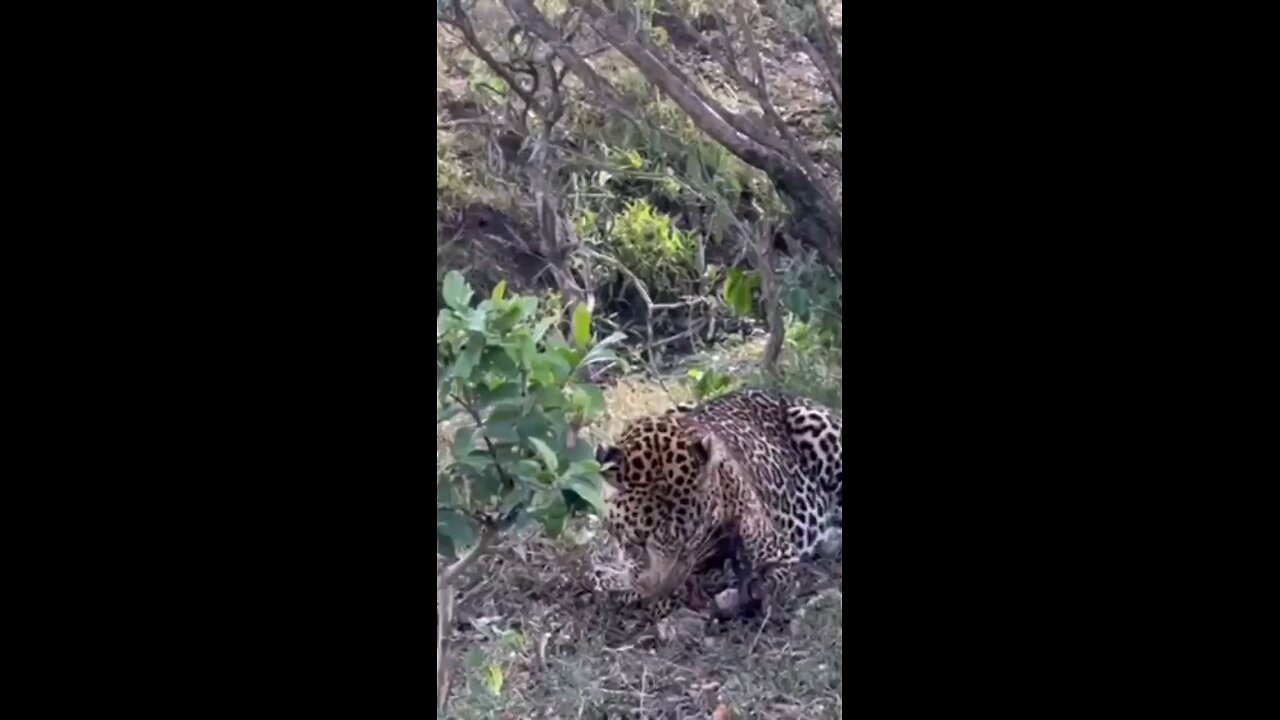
[732,1,835,211]
[504,0,644,127]
[445,2,549,119]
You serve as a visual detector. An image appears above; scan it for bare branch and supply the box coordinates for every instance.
[504,0,644,127]
[436,118,499,130]
[632,7,792,156]
[448,2,548,119]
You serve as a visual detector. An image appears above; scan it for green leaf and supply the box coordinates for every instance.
[479,347,518,378]
[437,479,457,506]
[531,495,568,537]
[437,404,460,423]
[464,308,487,333]
[572,303,592,350]
[477,380,522,407]
[785,286,811,320]
[452,454,490,475]
[485,664,504,695]
[510,297,539,324]
[556,346,583,374]
[505,335,536,371]
[436,508,475,548]
[437,531,456,560]
[472,466,502,503]
[489,403,525,422]
[723,268,762,317]
[483,419,520,444]
[531,352,572,386]
[531,317,555,344]
[567,459,602,477]
[451,335,484,380]
[564,438,595,465]
[437,311,458,339]
[502,630,524,650]
[544,326,569,349]
[442,271,473,311]
[570,384,606,421]
[581,331,626,368]
[515,412,554,442]
[491,280,507,301]
[513,460,542,482]
[564,476,606,515]
[535,385,567,410]
[453,427,476,459]
[499,485,531,516]
[528,437,558,473]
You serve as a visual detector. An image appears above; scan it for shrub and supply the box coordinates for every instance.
[436,271,620,712]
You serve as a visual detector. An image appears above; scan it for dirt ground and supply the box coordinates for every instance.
[439,524,843,719]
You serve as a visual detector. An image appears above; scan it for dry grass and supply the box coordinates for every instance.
[439,353,843,720]
[439,524,842,720]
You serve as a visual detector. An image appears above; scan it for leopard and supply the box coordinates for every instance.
[595,388,842,619]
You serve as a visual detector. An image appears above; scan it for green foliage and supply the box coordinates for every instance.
[781,250,842,346]
[774,254,842,409]
[437,272,621,557]
[533,0,571,21]
[606,199,697,295]
[484,664,504,696]
[466,57,507,98]
[723,268,761,317]
[785,319,838,356]
[686,366,738,402]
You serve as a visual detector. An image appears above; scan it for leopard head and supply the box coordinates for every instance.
[596,415,728,601]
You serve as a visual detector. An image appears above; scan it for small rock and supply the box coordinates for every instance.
[714,588,740,613]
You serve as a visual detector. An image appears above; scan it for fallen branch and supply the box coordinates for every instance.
[649,318,710,350]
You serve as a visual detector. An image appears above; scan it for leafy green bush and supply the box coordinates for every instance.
[607,199,697,295]
[437,273,617,553]
[436,271,620,712]
[781,251,842,347]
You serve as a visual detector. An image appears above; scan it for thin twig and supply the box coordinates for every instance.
[649,320,709,350]
[437,118,499,129]
[747,604,772,656]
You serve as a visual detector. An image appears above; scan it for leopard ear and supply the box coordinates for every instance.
[596,445,623,487]
[685,431,727,492]
[596,444,621,465]
[687,429,723,466]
